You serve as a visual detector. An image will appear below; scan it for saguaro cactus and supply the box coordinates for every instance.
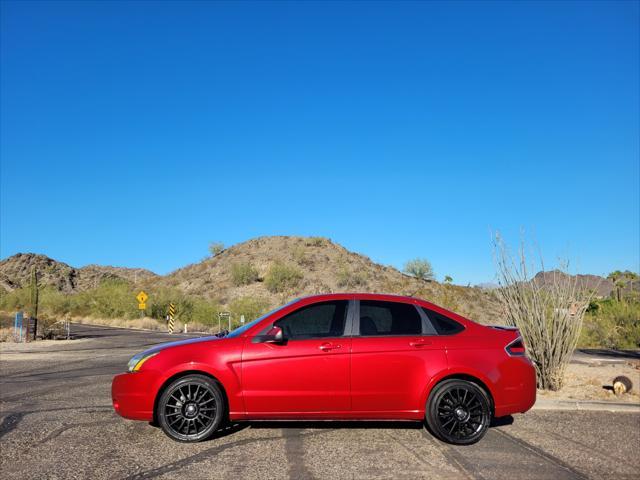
[30,266,39,339]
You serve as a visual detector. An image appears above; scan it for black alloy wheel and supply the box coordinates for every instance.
[426,379,491,445]
[157,374,224,442]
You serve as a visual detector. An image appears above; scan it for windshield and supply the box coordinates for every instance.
[225,299,299,338]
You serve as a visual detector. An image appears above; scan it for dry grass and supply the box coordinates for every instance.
[0,327,16,342]
[72,316,217,334]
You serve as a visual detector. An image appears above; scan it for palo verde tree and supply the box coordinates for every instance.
[493,233,594,390]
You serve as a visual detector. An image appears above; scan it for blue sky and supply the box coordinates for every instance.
[1,0,638,285]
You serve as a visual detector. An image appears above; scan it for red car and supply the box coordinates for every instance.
[112,293,536,445]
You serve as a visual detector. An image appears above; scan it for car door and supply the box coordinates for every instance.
[350,299,448,416]
[241,299,353,416]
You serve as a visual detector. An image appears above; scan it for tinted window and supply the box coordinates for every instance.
[359,301,422,336]
[275,301,347,339]
[422,308,464,335]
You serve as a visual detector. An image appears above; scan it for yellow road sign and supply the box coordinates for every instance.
[136,291,148,303]
[138,302,146,310]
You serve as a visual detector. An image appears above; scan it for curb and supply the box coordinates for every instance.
[533,399,640,413]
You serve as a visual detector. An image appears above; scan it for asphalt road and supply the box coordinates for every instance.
[1,324,639,480]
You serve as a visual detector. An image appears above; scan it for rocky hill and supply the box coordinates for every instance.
[0,253,157,293]
[532,270,639,299]
[0,237,501,323]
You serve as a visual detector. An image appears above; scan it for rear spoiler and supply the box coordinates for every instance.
[489,325,519,331]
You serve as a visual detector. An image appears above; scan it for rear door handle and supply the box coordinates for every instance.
[409,340,432,348]
[319,343,342,352]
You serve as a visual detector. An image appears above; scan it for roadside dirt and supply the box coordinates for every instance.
[537,359,640,403]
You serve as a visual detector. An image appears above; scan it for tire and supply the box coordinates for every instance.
[156,374,224,442]
[425,379,491,445]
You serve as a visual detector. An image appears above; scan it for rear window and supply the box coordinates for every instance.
[422,308,464,335]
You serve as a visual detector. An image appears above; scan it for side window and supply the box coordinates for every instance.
[422,307,465,335]
[359,301,422,336]
[274,301,348,339]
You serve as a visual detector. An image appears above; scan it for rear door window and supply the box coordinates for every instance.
[422,307,464,335]
[358,301,422,336]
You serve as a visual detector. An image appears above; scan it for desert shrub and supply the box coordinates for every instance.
[291,245,311,266]
[209,241,224,256]
[231,262,259,286]
[305,237,326,247]
[264,262,303,293]
[337,266,368,289]
[579,298,640,349]
[78,279,140,319]
[404,258,435,281]
[230,296,271,326]
[0,287,30,312]
[493,235,594,390]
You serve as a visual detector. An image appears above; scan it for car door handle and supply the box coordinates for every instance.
[319,343,342,351]
[409,340,432,348]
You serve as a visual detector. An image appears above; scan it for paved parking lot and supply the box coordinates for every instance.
[1,324,639,479]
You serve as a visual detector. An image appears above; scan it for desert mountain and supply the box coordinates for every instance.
[0,237,501,323]
[0,253,157,294]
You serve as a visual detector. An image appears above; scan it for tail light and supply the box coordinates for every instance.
[506,337,526,356]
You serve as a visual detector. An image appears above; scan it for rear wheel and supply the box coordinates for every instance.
[157,374,224,442]
[426,379,491,445]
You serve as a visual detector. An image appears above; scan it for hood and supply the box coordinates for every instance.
[141,335,220,356]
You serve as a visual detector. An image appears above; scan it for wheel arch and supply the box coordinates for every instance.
[422,371,496,415]
[152,369,229,425]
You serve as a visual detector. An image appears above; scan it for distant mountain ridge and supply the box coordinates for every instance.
[0,253,157,293]
[1,236,632,323]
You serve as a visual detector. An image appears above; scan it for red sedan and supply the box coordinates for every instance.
[112,293,536,445]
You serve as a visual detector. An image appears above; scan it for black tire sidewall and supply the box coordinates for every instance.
[426,379,491,445]
[157,374,224,442]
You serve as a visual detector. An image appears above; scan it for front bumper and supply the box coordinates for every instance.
[111,371,156,421]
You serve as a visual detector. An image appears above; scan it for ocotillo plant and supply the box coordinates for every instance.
[493,234,594,391]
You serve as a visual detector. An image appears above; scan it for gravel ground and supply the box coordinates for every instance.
[1,324,639,480]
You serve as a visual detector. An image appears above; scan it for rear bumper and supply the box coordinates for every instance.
[494,357,537,417]
[111,371,156,421]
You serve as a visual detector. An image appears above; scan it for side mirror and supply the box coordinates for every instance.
[265,325,285,344]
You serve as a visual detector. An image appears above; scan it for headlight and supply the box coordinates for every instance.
[127,352,159,372]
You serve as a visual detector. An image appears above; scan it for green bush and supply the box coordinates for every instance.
[403,258,435,281]
[579,298,640,349]
[264,262,303,293]
[208,242,224,256]
[229,296,270,326]
[231,262,259,286]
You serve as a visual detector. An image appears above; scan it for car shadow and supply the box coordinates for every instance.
[213,415,514,439]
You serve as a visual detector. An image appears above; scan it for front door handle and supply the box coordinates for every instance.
[319,342,342,352]
[409,340,432,348]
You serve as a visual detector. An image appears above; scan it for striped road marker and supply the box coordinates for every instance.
[168,303,176,333]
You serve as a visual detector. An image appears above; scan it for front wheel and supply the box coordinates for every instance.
[426,379,491,445]
[156,374,224,442]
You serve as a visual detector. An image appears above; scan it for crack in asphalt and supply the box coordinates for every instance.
[515,424,638,469]
[283,428,315,480]
[420,427,480,480]
[122,428,332,480]
[386,431,440,472]
[38,420,120,445]
[493,428,590,480]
